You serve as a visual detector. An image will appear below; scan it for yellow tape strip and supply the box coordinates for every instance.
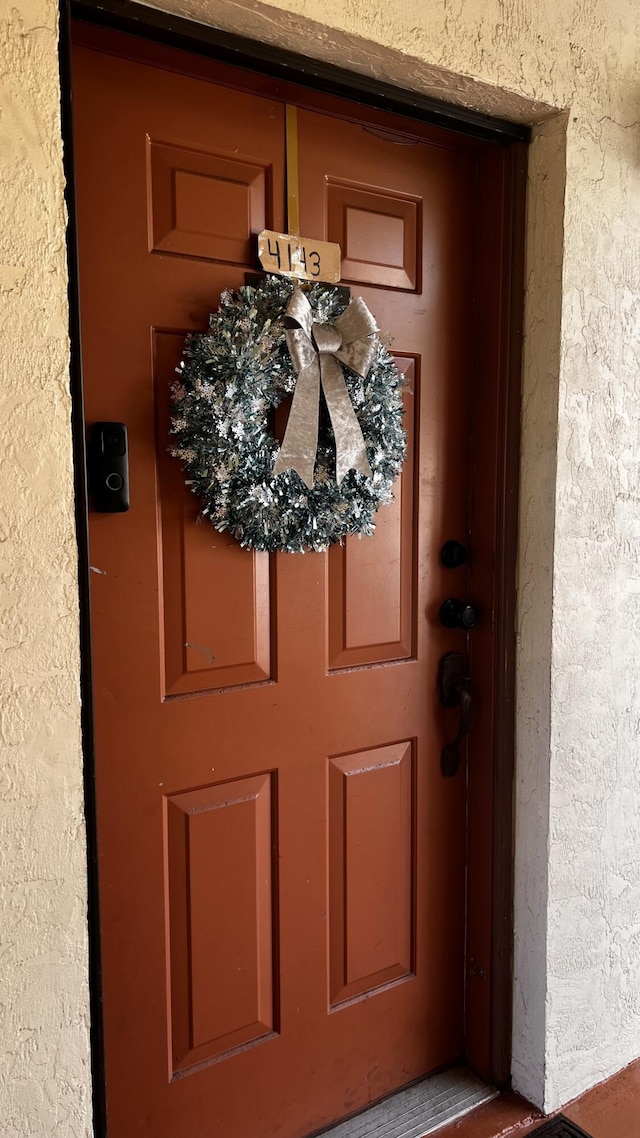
[285,104,300,237]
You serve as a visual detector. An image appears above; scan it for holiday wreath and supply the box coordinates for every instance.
[170,274,406,553]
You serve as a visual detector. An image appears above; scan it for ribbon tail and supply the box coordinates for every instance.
[273,361,320,490]
[320,355,373,485]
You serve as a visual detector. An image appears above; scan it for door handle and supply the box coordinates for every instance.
[440,540,468,569]
[438,652,471,777]
[439,597,478,630]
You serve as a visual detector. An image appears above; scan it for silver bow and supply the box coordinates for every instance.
[273,289,377,489]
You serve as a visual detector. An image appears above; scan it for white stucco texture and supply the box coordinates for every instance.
[0,0,91,1135]
[2,0,640,1129]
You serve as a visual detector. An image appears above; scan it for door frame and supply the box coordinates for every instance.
[59,3,527,1132]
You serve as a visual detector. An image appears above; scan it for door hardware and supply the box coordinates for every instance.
[89,422,130,512]
[438,652,472,777]
[439,597,478,630]
[440,540,468,569]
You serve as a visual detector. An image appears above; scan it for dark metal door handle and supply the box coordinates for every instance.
[439,597,479,630]
[440,540,468,569]
[438,652,472,777]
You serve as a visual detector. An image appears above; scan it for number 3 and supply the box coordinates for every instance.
[308,251,321,277]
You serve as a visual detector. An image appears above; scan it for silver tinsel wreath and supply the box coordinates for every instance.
[170,275,407,553]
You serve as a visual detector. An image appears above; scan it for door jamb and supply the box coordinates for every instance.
[58,1,526,1131]
[58,7,108,1137]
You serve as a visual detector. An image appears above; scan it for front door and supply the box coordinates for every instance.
[72,27,507,1138]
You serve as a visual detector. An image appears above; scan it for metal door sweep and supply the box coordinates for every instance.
[313,1066,497,1138]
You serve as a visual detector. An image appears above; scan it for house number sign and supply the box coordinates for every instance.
[257,229,342,284]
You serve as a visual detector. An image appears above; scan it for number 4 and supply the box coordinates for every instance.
[267,238,281,269]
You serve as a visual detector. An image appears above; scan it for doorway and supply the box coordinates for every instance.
[67,14,524,1137]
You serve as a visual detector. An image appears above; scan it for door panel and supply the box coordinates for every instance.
[147,139,271,264]
[154,330,274,695]
[328,742,414,1006]
[327,356,417,669]
[326,180,420,290]
[73,37,478,1138]
[166,774,277,1073]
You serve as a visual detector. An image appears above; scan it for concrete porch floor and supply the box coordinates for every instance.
[439,1057,640,1137]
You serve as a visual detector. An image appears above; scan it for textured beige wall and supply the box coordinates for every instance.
[0,0,91,1135]
[1,0,639,1129]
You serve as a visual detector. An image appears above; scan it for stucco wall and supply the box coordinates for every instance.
[1,0,639,1130]
[0,1,91,1136]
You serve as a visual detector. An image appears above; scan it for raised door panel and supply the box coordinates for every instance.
[154,331,273,696]
[327,356,417,670]
[327,180,421,291]
[328,742,415,1007]
[165,773,277,1074]
[148,139,270,265]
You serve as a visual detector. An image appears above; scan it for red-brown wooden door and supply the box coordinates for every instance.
[73,32,482,1138]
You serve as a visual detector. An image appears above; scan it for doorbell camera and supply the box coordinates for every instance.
[90,422,130,512]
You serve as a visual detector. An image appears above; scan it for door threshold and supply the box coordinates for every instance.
[314,1066,498,1138]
